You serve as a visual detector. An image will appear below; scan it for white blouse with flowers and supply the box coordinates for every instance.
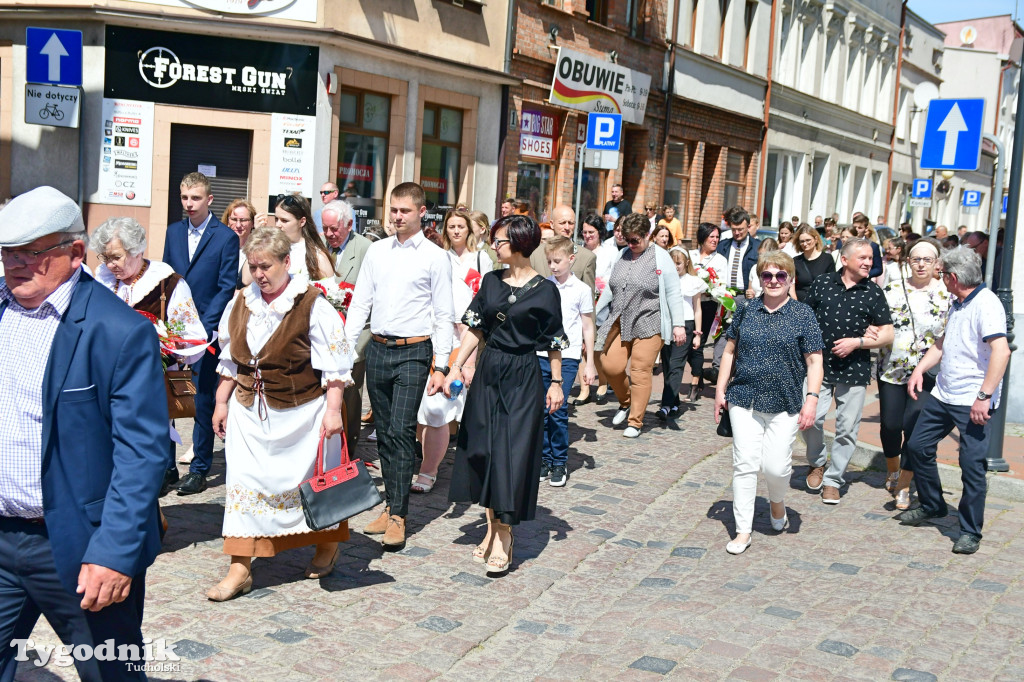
[877,278,952,385]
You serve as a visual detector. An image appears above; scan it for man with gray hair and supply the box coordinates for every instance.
[804,238,894,504]
[321,199,373,448]
[0,187,168,679]
[898,247,1010,554]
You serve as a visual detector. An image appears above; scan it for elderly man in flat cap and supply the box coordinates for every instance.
[0,187,168,681]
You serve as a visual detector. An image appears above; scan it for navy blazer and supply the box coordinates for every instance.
[0,275,169,593]
[716,237,761,290]
[163,214,239,337]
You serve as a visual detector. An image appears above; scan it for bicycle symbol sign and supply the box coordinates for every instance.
[24,82,80,128]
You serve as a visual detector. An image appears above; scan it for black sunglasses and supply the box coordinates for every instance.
[319,189,335,196]
[276,193,303,207]
[626,237,644,246]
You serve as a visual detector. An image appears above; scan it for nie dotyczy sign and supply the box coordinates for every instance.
[103,26,318,115]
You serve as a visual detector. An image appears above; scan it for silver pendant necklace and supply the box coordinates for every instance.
[507,278,524,304]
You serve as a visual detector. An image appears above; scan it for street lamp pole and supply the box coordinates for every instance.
[985,63,1023,471]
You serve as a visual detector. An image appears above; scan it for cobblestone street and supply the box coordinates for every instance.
[19,382,1024,681]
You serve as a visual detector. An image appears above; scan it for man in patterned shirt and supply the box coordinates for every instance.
[804,238,894,504]
[0,187,168,679]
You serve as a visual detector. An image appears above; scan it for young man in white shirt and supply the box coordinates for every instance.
[344,182,455,547]
[898,247,1010,555]
[537,237,597,487]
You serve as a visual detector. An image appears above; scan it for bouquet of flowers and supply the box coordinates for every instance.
[697,267,740,339]
[136,311,211,368]
[313,279,356,322]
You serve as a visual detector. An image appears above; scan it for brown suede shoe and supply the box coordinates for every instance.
[382,516,406,547]
[806,466,825,491]
[363,507,390,535]
[822,486,840,504]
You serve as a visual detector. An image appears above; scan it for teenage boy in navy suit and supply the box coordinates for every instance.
[163,172,238,494]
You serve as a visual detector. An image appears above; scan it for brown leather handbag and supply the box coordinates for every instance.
[160,280,197,420]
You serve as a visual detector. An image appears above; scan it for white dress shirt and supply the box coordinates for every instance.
[0,270,80,517]
[344,231,455,365]
[187,212,214,261]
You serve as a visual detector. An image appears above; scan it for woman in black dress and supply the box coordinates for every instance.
[445,215,568,576]
[790,224,834,302]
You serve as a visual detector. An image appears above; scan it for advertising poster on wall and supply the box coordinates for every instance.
[96,98,155,206]
[269,112,316,198]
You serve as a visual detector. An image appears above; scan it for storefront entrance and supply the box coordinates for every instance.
[168,124,252,224]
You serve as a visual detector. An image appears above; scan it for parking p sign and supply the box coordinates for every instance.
[912,179,932,198]
[586,112,622,151]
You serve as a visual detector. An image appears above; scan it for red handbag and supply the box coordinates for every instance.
[298,434,383,531]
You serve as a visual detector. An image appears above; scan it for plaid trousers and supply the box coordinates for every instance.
[365,339,432,517]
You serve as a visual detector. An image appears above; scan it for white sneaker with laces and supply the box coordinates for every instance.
[612,408,629,426]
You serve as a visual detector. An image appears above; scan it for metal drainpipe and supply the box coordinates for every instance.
[661,0,681,234]
[885,1,908,224]
[756,0,780,223]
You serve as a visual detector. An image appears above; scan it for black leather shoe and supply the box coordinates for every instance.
[160,468,180,497]
[176,472,207,496]
[952,533,981,554]
[702,367,719,384]
[897,507,947,526]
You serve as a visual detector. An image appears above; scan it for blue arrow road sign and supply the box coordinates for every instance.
[920,99,985,171]
[963,190,982,208]
[912,178,932,198]
[586,113,622,151]
[26,28,82,86]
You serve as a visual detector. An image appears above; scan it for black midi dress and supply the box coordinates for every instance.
[448,270,568,525]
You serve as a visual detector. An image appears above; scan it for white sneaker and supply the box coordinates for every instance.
[611,408,629,426]
[623,426,641,438]
[367,430,377,442]
[178,445,194,464]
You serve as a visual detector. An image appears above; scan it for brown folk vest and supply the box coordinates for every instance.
[228,286,325,410]
[132,271,184,320]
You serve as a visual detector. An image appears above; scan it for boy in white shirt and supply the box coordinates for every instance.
[538,237,597,487]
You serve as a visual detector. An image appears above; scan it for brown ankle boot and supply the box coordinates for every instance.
[382,516,406,547]
[363,506,390,534]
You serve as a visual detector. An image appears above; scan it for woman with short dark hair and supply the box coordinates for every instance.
[687,222,728,398]
[596,213,687,437]
[716,250,824,554]
[445,215,568,576]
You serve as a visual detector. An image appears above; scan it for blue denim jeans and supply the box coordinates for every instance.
[539,356,579,467]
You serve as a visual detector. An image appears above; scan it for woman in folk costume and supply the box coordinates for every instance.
[90,217,207,496]
[209,227,353,601]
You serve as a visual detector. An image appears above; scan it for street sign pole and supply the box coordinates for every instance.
[574,127,585,246]
[982,133,1005,288]
[985,67,1023,472]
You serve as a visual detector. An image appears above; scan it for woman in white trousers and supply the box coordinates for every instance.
[715,250,824,555]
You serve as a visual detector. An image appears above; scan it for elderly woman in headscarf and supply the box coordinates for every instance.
[90,217,207,495]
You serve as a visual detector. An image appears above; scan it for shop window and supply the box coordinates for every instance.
[516,162,555,222]
[663,140,693,230]
[421,104,462,209]
[724,149,749,211]
[337,89,390,231]
[571,168,604,223]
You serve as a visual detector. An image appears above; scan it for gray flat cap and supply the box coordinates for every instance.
[0,186,86,248]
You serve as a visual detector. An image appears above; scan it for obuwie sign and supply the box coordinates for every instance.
[104,26,318,115]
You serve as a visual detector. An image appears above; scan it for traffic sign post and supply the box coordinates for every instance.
[912,178,932,198]
[26,28,83,86]
[920,99,985,171]
[963,190,982,208]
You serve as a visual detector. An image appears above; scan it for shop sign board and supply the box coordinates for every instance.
[549,48,651,125]
[269,113,316,197]
[96,98,155,206]
[519,108,559,161]
[104,26,318,115]
[25,84,81,128]
[129,0,316,22]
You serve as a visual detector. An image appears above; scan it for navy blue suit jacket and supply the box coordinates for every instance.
[0,275,169,593]
[716,237,761,290]
[163,214,239,337]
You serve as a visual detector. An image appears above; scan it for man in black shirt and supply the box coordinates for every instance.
[804,238,894,504]
[602,183,632,232]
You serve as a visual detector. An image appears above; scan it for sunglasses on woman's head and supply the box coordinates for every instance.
[276,194,301,208]
[760,270,789,284]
